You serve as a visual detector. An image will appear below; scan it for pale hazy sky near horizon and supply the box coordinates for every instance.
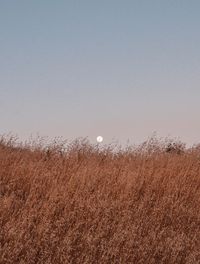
[0,1,200,146]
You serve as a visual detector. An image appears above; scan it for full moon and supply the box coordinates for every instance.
[96,136,103,143]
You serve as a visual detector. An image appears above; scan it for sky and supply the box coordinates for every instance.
[0,0,200,146]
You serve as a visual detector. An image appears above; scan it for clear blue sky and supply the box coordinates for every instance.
[0,1,200,145]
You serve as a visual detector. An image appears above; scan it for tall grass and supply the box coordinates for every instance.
[0,136,200,263]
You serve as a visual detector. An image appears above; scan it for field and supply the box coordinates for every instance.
[0,136,200,263]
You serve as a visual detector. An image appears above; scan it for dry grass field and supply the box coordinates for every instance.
[0,136,200,264]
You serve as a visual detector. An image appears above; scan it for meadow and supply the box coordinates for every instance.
[0,136,200,263]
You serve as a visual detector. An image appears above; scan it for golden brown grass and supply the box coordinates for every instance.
[0,136,200,263]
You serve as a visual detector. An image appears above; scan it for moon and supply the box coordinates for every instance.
[96,136,103,143]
